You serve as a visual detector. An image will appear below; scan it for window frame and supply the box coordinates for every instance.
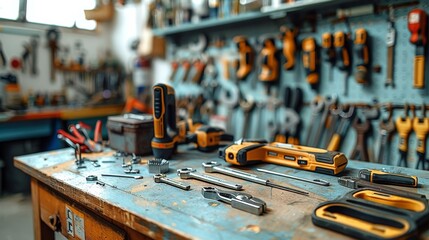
[0,0,97,31]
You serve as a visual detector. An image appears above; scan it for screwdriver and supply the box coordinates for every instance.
[407,9,427,89]
[354,28,370,84]
[334,31,351,95]
[321,32,335,81]
[358,169,418,188]
[301,37,319,88]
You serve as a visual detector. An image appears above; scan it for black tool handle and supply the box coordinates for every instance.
[359,169,418,187]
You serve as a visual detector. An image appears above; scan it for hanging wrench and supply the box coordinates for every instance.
[313,95,337,148]
[305,97,325,146]
[177,168,242,190]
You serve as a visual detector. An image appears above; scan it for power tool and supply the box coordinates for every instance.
[152,84,234,158]
[151,83,179,159]
[233,36,254,80]
[219,140,348,175]
[259,38,279,94]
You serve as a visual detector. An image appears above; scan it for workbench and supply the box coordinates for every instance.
[14,147,429,240]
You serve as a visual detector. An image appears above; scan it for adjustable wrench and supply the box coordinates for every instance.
[177,168,242,190]
[154,174,190,190]
[201,187,267,215]
[202,162,308,195]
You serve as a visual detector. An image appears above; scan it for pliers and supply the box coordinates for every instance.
[57,120,103,153]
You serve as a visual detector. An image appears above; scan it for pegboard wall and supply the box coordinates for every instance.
[163,0,429,169]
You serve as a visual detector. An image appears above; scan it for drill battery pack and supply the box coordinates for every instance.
[107,114,154,155]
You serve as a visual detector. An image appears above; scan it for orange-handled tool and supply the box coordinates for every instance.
[407,9,427,89]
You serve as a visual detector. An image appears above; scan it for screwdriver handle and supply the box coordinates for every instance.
[395,117,413,152]
[334,31,350,71]
[358,169,418,187]
[413,54,425,88]
[327,133,340,151]
[412,117,429,154]
[354,28,369,84]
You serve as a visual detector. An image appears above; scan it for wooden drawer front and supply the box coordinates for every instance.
[39,186,126,240]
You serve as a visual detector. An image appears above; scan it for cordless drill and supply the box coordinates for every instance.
[151,83,179,159]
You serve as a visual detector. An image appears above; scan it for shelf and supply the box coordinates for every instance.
[261,0,355,14]
[152,0,358,37]
[152,11,269,36]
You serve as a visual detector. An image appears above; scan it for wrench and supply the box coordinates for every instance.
[201,187,267,215]
[313,95,337,147]
[101,173,143,179]
[177,168,242,190]
[154,174,190,190]
[305,97,325,146]
[202,162,309,195]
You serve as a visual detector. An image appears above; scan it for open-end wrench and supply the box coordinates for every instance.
[377,118,396,164]
[177,168,242,190]
[201,187,267,215]
[101,173,143,179]
[313,95,337,148]
[305,97,324,146]
[154,174,190,190]
[202,162,309,195]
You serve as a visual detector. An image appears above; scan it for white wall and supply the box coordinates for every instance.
[0,23,111,95]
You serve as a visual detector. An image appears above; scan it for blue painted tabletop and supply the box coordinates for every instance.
[14,146,429,239]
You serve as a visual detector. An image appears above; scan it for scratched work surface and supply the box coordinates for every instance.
[14,146,429,240]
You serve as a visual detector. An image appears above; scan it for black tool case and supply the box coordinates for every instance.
[107,114,154,155]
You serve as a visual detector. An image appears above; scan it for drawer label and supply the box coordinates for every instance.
[65,205,86,240]
[65,206,74,237]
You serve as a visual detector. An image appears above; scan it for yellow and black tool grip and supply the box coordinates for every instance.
[281,27,296,70]
[152,83,177,159]
[413,117,429,154]
[334,31,350,71]
[233,36,254,80]
[301,37,319,85]
[259,38,279,82]
[413,52,425,88]
[321,32,335,64]
[395,117,413,152]
[312,202,415,240]
[359,169,418,187]
[327,133,340,151]
[354,28,369,84]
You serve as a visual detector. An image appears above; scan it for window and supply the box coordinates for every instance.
[0,0,20,20]
[0,0,97,30]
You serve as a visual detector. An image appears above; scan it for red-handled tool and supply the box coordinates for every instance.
[407,9,427,89]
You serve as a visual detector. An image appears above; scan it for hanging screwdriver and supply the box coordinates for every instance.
[354,28,370,84]
[407,9,427,89]
[321,32,335,81]
[334,31,351,95]
[385,6,396,87]
[301,37,319,88]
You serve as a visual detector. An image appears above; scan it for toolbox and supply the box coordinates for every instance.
[107,114,154,155]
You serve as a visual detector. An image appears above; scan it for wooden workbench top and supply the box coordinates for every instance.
[14,147,429,239]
